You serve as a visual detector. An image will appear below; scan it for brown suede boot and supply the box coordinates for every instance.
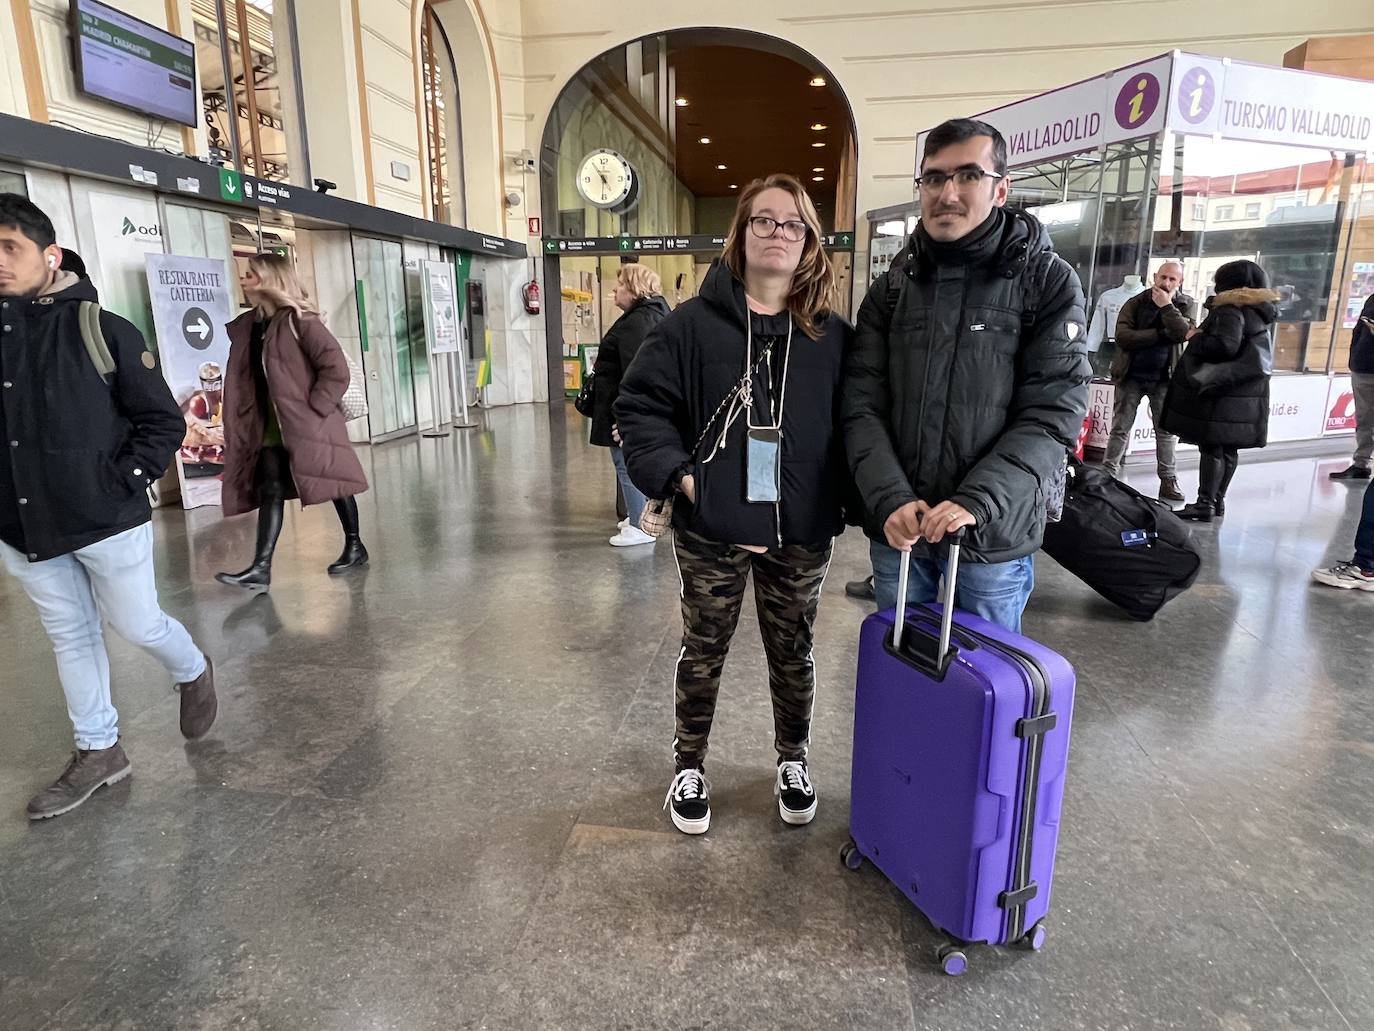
[178,655,218,740]
[27,743,131,820]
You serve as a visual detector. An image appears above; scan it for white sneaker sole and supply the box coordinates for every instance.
[1312,571,1374,591]
[609,536,655,548]
[778,797,817,826]
[28,764,131,820]
[670,807,711,835]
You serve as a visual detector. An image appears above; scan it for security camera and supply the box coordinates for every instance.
[314,178,337,194]
[510,150,536,172]
[504,191,522,208]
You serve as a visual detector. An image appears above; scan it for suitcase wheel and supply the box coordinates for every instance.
[1021,921,1047,952]
[937,945,968,976]
[839,840,864,871]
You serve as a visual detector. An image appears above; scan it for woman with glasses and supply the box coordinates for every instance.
[615,174,853,836]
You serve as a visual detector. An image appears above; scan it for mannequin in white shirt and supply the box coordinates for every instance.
[1085,275,1144,353]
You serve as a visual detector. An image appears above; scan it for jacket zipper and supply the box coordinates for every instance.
[262,332,300,496]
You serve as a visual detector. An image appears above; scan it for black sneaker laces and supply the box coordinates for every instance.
[664,768,709,810]
[778,761,813,797]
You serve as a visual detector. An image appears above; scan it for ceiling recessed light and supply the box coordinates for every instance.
[811,141,826,148]
[716,164,727,170]
[812,166,824,172]
[675,97,689,107]
[729,184,737,189]
[809,76,827,87]
[811,176,824,182]
[698,136,711,144]
[810,123,828,131]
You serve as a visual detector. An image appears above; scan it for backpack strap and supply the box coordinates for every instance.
[78,301,117,381]
[1018,250,1056,333]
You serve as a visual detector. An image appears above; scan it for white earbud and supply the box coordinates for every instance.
[48,257,57,269]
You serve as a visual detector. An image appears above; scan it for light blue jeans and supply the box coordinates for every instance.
[0,523,205,750]
[870,539,1036,635]
[609,445,647,529]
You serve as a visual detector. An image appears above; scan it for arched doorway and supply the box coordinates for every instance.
[537,29,858,401]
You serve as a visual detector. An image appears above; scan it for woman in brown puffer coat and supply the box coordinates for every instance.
[215,253,370,592]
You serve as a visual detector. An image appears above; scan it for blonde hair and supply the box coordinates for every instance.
[247,252,317,316]
[722,173,836,340]
[617,263,662,301]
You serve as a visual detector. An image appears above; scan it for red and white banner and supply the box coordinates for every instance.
[1324,375,1357,435]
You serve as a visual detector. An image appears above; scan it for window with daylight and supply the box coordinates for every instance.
[422,6,466,225]
[193,0,294,181]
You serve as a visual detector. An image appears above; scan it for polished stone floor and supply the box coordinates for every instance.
[1,404,1372,1031]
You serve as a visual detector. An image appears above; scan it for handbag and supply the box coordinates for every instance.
[638,348,772,539]
[573,370,596,417]
[338,350,369,421]
[286,310,369,421]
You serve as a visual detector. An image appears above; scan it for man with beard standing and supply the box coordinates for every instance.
[843,119,1091,632]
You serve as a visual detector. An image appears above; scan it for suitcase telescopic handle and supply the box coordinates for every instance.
[892,528,965,666]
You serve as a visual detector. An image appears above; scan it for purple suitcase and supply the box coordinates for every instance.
[842,540,1075,975]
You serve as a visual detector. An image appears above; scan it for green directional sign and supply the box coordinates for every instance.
[218,167,243,202]
[544,238,559,253]
[617,237,633,252]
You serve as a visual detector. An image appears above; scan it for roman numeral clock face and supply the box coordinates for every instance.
[577,149,634,209]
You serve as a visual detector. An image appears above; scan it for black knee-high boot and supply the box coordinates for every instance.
[328,496,368,574]
[216,494,285,591]
[1179,447,1223,522]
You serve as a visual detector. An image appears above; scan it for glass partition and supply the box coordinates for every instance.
[1155,135,1363,373]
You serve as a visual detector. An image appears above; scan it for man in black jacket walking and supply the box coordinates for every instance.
[842,120,1090,633]
[0,194,218,820]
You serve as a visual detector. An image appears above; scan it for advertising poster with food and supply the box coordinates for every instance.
[145,253,235,508]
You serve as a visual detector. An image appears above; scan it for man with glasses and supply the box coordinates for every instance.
[842,119,1091,632]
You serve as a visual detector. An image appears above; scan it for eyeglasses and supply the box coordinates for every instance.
[748,216,809,242]
[915,167,1006,192]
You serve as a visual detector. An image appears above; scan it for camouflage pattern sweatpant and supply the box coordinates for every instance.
[672,529,833,769]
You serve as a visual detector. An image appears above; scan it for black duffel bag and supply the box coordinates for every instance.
[1041,458,1201,621]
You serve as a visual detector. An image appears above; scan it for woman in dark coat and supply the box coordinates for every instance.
[215,253,370,591]
[615,174,852,836]
[1161,259,1277,522]
[591,264,670,547]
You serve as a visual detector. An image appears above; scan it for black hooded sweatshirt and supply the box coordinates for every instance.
[614,259,852,548]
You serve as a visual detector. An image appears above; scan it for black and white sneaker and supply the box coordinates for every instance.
[776,760,817,826]
[664,768,711,835]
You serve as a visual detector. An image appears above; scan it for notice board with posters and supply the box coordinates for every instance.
[145,254,234,508]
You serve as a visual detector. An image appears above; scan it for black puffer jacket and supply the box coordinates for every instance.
[1350,293,1374,375]
[0,274,184,561]
[615,260,852,548]
[589,295,670,447]
[843,209,1091,563]
[1161,287,1278,450]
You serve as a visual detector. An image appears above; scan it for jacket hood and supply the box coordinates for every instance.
[38,271,97,303]
[1212,287,1280,317]
[634,295,671,319]
[903,207,1052,278]
[699,259,749,328]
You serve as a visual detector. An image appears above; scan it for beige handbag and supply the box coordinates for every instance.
[637,364,759,539]
[286,311,368,421]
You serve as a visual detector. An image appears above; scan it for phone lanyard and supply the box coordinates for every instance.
[705,313,793,461]
[744,312,792,431]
